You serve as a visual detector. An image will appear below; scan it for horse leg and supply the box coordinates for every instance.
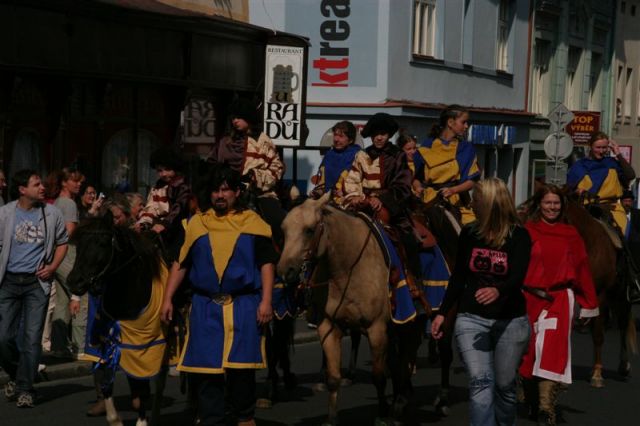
[343,330,361,385]
[128,377,151,426]
[368,320,390,423]
[275,316,297,390]
[617,299,635,378]
[391,319,423,420]
[318,319,343,426]
[590,312,606,388]
[150,365,168,426]
[257,323,277,408]
[434,309,456,416]
[102,368,123,426]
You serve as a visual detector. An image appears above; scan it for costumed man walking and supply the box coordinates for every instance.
[0,169,68,408]
[160,164,275,426]
[620,190,640,301]
[520,184,599,425]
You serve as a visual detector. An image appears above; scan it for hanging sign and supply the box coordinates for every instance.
[566,111,600,145]
[264,45,305,147]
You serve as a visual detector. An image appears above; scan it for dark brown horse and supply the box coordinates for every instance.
[563,199,637,386]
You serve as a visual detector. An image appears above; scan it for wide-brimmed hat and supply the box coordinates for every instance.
[229,98,259,126]
[361,113,399,138]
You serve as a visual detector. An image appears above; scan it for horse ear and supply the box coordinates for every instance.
[317,192,332,207]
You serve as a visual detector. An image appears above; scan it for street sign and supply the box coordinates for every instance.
[543,132,573,160]
[545,162,568,186]
[547,103,575,133]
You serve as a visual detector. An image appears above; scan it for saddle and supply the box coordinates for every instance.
[584,203,623,250]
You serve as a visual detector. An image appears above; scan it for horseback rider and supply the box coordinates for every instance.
[413,105,480,225]
[207,97,286,247]
[567,132,635,233]
[342,112,423,294]
[310,120,361,201]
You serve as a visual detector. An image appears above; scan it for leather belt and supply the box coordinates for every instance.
[522,284,571,302]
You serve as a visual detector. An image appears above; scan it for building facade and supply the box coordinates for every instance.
[528,0,616,189]
[0,0,303,197]
[611,0,640,174]
[250,0,534,203]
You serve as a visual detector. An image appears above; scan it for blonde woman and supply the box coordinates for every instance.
[431,178,531,426]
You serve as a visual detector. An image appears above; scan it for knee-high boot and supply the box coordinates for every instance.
[538,379,559,425]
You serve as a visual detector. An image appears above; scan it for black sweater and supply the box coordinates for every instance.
[439,223,531,320]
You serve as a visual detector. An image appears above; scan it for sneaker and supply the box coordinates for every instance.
[16,392,34,408]
[3,380,16,401]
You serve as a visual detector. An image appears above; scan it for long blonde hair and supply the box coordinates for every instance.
[472,177,520,248]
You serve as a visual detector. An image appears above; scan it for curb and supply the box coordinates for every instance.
[0,328,319,387]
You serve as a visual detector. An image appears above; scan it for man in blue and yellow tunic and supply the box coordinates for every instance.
[161,165,276,426]
[567,132,636,233]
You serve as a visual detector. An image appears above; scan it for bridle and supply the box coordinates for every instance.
[82,229,141,294]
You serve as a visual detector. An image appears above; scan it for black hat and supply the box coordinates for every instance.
[621,190,635,201]
[361,113,399,138]
[150,146,184,172]
[229,98,259,126]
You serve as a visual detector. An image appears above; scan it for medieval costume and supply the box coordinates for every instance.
[519,220,599,424]
[567,154,635,232]
[311,143,361,200]
[414,136,480,224]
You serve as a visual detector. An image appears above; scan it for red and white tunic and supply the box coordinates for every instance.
[519,220,599,384]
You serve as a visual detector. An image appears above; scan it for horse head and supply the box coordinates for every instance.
[67,213,118,297]
[278,192,331,285]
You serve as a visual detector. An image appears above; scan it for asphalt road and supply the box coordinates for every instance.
[2,317,640,426]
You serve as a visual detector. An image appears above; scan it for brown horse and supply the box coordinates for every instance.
[563,199,637,386]
[278,193,412,425]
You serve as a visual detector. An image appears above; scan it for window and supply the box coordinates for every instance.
[532,39,552,115]
[496,0,510,71]
[589,52,604,111]
[564,46,582,110]
[413,0,437,57]
[625,68,633,119]
[102,129,159,195]
[462,0,474,65]
[617,65,624,120]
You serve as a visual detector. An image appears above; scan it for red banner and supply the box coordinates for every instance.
[566,111,600,145]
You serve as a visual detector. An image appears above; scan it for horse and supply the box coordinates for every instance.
[563,198,637,386]
[519,187,637,387]
[278,193,419,425]
[67,215,169,426]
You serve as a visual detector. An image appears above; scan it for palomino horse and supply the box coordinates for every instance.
[278,193,413,425]
[563,199,637,386]
[67,216,169,426]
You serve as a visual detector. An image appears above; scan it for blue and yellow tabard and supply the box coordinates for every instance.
[567,156,627,231]
[314,144,361,200]
[177,209,272,374]
[79,265,168,379]
[415,137,480,224]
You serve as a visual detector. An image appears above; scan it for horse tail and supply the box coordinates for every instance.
[627,313,638,355]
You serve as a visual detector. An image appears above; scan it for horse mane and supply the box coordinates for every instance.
[74,218,163,282]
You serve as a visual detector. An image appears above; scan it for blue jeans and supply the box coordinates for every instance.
[0,274,49,395]
[455,313,530,426]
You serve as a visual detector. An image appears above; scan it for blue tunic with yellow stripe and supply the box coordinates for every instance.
[313,144,361,197]
[177,209,271,374]
[415,137,480,224]
[567,156,627,231]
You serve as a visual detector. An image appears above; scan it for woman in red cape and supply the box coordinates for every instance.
[520,184,599,425]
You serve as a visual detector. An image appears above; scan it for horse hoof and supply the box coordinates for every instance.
[255,398,273,409]
[340,377,353,387]
[313,382,328,392]
[618,361,632,378]
[590,377,605,388]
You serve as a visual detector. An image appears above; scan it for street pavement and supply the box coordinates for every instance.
[1,315,640,425]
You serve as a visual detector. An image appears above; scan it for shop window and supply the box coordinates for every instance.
[413,0,438,58]
[10,128,43,183]
[102,129,158,196]
[496,0,512,72]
